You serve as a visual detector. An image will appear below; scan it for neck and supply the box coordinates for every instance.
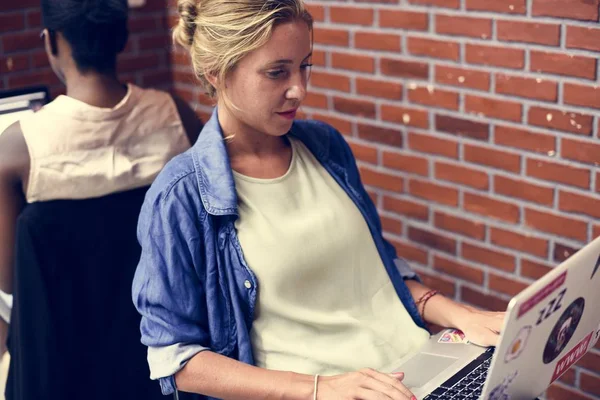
[64,70,127,108]
[217,104,288,159]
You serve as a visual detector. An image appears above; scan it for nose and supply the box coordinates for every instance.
[285,76,307,103]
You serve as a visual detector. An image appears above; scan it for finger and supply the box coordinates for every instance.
[360,369,415,400]
[354,387,398,400]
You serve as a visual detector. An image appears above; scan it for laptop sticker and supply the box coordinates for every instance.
[543,297,585,364]
[488,370,518,400]
[535,288,567,326]
[591,254,600,280]
[550,331,593,384]
[517,271,567,319]
[504,325,531,363]
[438,329,469,344]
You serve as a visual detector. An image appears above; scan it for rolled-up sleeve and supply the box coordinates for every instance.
[132,180,211,395]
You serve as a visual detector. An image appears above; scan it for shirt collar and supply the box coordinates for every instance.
[190,107,331,216]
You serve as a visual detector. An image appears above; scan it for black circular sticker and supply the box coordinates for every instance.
[543,297,585,364]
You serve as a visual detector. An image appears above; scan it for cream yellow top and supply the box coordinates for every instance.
[19,83,190,203]
[233,138,429,375]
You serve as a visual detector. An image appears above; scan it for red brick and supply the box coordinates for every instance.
[0,12,25,32]
[408,132,459,159]
[567,26,600,52]
[434,212,486,240]
[383,196,429,220]
[408,37,460,61]
[464,144,521,173]
[312,51,326,67]
[460,286,509,311]
[379,10,429,30]
[494,175,555,207]
[580,371,600,397]
[0,0,38,11]
[381,58,429,80]
[25,10,41,28]
[527,158,591,189]
[381,105,429,128]
[348,141,378,164]
[381,215,403,235]
[408,0,459,7]
[435,66,490,91]
[489,274,528,297]
[2,30,42,53]
[531,51,597,80]
[494,125,556,154]
[528,107,594,136]
[359,166,404,192]
[436,15,492,39]
[383,152,429,176]
[312,113,352,135]
[303,92,328,109]
[310,71,350,92]
[140,70,172,87]
[0,54,29,74]
[555,240,580,261]
[389,238,428,265]
[559,190,600,219]
[435,115,489,141]
[306,4,324,21]
[358,123,404,147]
[8,69,59,88]
[558,368,577,386]
[408,86,459,110]
[334,97,376,119]
[356,78,403,100]
[495,74,557,102]
[355,0,398,4]
[462,242,516,272]
[578,350,600,374]
[466,44,525,69]
[521,259,553,280]
[525,208,588,242]
[419,271,456,297]
[330,6,374,26]
[332,53,375,73]
[434,255,484,284]
[314,28,349,46]
[465,95,523,123]
[491,228,549,258]
[464,193,520,223]
[594,223,600,239]
[355,32,401,52]
[466,0,526,13]
[564,83,600,110]
[139,33,171,51]
[119,53,161,73]
[547,383,597,400]
[409,179,459,206]
[497,21,560,45]
[409,227,456,254]
[562,137,600,165]
[533,0,599,21]
[172,69,196,85]
[435,162,489,190]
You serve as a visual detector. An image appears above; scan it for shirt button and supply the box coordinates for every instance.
[244,280,252,289]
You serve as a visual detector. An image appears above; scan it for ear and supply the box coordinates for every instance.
[204,70,219,89]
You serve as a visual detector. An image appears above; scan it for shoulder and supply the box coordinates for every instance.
[0,121,29,183]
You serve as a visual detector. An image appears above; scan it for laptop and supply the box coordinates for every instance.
[0,85,50,136]
[385,235,600,400]
[0,85,50,323]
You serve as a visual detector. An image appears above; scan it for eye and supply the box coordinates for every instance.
[266,69,288,79]
[300,63,313,70]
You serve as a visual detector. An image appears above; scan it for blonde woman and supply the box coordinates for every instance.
[132,0,504,398]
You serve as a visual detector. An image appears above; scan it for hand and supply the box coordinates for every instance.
[455,305,505,347]
[317,368,416,400]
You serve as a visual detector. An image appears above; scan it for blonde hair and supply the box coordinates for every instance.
[174,0,313,99]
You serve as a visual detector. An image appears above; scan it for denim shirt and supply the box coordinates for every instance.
[132,108,427,397]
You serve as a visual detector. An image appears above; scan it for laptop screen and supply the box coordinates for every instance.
[0,86,50,135]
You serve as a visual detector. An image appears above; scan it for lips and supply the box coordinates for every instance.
[277,109,297,120]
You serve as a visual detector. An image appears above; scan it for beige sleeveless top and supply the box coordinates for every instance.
[19,84,190,203]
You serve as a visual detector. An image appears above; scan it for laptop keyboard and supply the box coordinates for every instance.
[423,347,494,400]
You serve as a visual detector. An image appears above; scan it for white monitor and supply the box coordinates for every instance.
[0,86,49,136]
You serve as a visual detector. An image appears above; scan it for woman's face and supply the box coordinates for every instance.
[218,19,312,138]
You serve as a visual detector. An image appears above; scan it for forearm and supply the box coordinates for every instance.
[175,350,314,400]
[405,280,471,329]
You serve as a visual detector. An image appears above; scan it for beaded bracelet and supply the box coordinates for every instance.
[416,289,439,320]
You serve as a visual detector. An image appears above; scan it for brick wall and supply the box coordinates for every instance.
[0,0,173,96]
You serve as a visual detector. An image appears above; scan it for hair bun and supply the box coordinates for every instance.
[174,0,198,49]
